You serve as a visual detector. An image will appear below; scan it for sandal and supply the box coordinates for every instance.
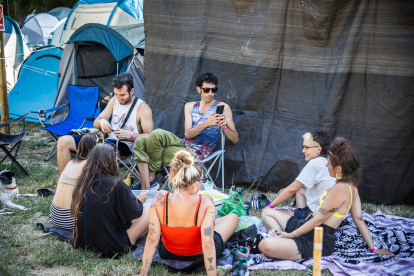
[246,194,271,210]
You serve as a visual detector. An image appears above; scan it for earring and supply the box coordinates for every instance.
[336,173,342,180]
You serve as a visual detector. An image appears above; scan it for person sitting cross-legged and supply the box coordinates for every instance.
[50,133,101,230]
[261,131,336,231]
[133,72,239,190]
[258,138,394,260]
[56,73,154,178]
[137,150,239,276]
[70,143,150,258]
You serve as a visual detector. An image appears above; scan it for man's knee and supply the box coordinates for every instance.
[57,135,76,151]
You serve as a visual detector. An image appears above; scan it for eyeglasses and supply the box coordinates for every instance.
[197,177,208,182]
[113,78,132,85]
[94,134,103,143]
[200,87,218,93]
[302,145,318,150]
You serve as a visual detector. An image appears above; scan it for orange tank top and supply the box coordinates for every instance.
[160,192,203,256]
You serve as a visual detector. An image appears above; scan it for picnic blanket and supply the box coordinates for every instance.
[249,210,414,276]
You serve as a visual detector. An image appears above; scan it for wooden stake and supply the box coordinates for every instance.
[313,227,323,276]
[0,31,10,134]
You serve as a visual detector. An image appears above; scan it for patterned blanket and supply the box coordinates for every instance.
[249,211,414,276]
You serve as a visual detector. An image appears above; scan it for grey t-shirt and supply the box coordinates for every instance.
[296,156,336,211]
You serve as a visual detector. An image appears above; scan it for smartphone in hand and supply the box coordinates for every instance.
[216,105,224,115]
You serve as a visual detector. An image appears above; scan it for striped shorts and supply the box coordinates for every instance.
[49,203,75,231]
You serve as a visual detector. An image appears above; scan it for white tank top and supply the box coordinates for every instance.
[108,97,143,151]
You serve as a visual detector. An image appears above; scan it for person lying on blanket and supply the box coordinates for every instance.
[258,137,394,260]
[262,131,336,223]
[137,150,239,276]
[70,143,150,258]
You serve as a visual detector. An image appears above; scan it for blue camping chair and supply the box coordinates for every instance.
[31,85,100,161]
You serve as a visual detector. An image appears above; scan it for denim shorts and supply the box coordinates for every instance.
[285,216,336,259]
[293,206,313,219]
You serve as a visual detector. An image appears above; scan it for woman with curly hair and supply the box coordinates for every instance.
[259,137,394,260]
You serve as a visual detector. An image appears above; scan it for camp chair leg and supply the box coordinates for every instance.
[0,145,29,175]
[118,158,140,180]
[45,142,57,161]
[160,166,170,190]
[0,142,18,163]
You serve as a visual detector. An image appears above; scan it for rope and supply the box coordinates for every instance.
[0,45,64,60]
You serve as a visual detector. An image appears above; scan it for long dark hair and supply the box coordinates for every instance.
[73,133,102,162]
[328,137,361,186]
[70,143,119,246]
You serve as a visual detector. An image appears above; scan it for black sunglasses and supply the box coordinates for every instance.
[113,79,132,85]
[197,177,208,182]
[200,87,218,93]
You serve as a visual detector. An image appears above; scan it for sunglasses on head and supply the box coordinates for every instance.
[200,87,218,93]
[113,78,132,85]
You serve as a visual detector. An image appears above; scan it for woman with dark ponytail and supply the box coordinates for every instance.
[259,137,394,260]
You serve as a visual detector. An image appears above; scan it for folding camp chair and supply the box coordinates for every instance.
[114,138,141,181]
[161,130,226,192]
[0,113,30,175]
[31,85,100,161]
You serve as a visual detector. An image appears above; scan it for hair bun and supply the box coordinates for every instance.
[175,151,193,169]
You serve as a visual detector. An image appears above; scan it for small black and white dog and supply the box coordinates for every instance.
[0,170,37,215]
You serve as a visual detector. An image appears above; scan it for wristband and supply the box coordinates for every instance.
[370,247,376,253]
[293,231,298,238]
[130,132,134,140]
[269,203,274,209]
[137,198,141,202]
[223,127,228,132]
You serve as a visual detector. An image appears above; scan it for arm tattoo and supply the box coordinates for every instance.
[144,259,148,268]
[204,226,212,236]
[150,193,164,208]
[208,257,213,264]
[208,264,214,271]
[148,227,156,235]
[318,207,338,215]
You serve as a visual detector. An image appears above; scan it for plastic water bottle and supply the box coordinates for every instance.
[38,110,46,122]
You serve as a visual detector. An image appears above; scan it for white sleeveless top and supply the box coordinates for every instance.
[108,97,143,151]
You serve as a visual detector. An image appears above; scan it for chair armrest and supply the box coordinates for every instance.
[0,113,30,129]
[201,150,226,163]
[30,103,69,114]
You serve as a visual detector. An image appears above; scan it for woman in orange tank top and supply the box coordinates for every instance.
[259,138,394,260]
[138,150,239,276]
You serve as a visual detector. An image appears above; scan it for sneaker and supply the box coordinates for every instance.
[231,258,249,276]
[218,247,253,270]
[129,178,158,190]
[246,194,271,210]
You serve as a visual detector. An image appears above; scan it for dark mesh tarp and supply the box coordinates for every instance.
[143,0,414,205]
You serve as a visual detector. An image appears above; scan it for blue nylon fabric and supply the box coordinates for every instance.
[4,17,15,34]
[8,48,64,123]
[67,26,133,62]
[75,0,143,22]
[43,85,99,136]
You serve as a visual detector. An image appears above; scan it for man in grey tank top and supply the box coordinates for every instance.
[56,73,154,175]
[133,73,239,190]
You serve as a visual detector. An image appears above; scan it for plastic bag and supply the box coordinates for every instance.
[236,216,263,232]
[217,192,246,217]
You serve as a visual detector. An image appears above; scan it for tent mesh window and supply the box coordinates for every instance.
[76,43,117,109]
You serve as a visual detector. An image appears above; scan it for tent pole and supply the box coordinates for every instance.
[0,31,11,134]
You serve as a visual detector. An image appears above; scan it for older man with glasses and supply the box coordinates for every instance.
[133,72,239,190]
[56,73,154,176]
[261,130,336,234]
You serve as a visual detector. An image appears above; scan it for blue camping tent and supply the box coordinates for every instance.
[3,16,30,93]
[51,23,145,125]
[8,47,64,123]
[59,0,143,45]
[48,7,71,21]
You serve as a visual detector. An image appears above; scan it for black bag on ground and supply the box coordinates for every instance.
[225,224,263,254]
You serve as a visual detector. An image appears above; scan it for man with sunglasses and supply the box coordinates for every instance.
[56,73,154,175]
[133,72,239,190]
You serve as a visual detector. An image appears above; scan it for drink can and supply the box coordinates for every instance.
[243,204,249,216]
[307,263,313,276]
[235,187,243,197]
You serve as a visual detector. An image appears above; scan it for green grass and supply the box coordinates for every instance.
[0,122,413,275]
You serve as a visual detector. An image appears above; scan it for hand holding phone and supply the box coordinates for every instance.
[215,105,225,115]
